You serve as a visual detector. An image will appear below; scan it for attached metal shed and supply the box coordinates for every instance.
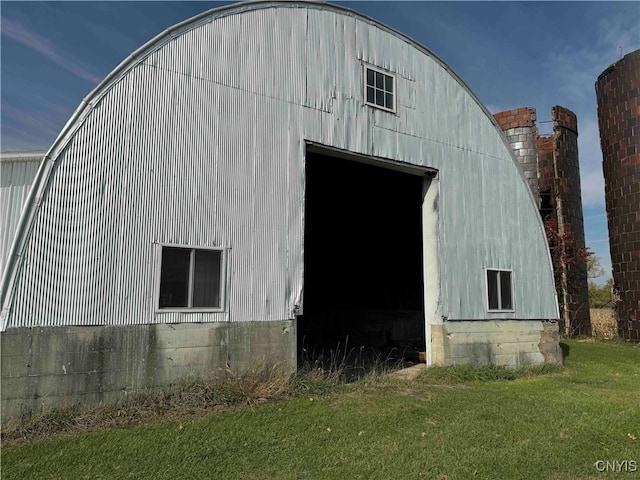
[0,1,560,421]
[0,151,45,276]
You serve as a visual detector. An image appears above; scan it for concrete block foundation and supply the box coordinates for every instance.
[1,320,295,423]
[430,320,561,366]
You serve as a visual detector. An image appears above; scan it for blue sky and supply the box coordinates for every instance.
[2,1,639,284]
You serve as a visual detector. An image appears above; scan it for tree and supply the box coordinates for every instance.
[588,278,613,308]
[586,255,606,279]
[543,217,592,336]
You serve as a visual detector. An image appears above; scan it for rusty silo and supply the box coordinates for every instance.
[595,49,640,341]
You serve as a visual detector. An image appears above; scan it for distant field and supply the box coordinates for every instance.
[3,340,639,480]
[591,308,617,339]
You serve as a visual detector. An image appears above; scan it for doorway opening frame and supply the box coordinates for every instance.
[302,142,440,365]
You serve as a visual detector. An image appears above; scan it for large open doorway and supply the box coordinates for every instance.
[298,146,428,370]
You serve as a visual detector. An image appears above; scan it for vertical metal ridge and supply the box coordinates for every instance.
[3,4,557,329]
[1,155,42,276]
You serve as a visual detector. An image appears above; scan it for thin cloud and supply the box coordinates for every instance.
[549,10,640,108]
[578,118,606,209]
[545,9,639,210]
[580,170,606,209]
[1,16,102,84]
[599,11,640,61]
[1,103,68,151]
[484,104,506,115]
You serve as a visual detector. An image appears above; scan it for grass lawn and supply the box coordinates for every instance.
[2,340,639,479]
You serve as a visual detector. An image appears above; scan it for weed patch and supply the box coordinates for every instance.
[298,338,413,383]
[418,362,563,384]
[2,366,302,447]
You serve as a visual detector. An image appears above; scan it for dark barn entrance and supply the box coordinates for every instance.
[299,149,426,367]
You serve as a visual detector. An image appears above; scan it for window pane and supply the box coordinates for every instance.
[159,247,191,307]
[500,271,512,310]
[375,71,384,89]
[385,93,393,109]
[366,68,375,87]
[192,249,222,308]
[487,270,499,310]
[385,74,393,93]
[367,86,375,104]
[376,89,385,106]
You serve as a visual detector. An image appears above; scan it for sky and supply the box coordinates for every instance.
[2,1,639,285]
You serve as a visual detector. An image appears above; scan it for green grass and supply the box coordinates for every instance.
[2,340,639,479]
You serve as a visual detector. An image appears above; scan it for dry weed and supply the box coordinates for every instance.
[1,364,293,447]
[590,308,617,339]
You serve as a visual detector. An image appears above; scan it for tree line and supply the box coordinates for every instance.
[587,255,613,308]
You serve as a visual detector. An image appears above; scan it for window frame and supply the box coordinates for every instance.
[155,243,226,313]
[484,268,515,313]
[363,64,396,113]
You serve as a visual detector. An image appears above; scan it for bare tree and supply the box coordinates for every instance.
[586,255,605,279]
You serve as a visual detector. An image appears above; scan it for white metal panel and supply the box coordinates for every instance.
[1,1,558,331]
[146,8,307,107]
[1,153,43,276]
[9,81,133,327]
[306,9,358,113]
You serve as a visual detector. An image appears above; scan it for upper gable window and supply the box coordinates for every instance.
[365,66,395,112]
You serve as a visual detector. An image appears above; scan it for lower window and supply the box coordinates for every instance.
[158,246,223,310]
[486,269,513,311]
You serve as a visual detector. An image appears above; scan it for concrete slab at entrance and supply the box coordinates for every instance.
[389,364,426,381]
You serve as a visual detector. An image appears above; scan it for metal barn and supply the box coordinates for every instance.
[0,1,561,421]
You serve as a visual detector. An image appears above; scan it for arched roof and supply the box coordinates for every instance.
[1,1,554,328]
[56,1,509,162]
[1,1,523,309]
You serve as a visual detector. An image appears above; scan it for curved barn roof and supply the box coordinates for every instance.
[1,1,557,329]
[43,1,516,171]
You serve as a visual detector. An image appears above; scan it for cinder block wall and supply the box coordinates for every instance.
[1,320,296,423]
[430,320,562,366]
[596,49,640,341]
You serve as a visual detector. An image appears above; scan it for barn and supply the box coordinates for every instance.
[0,1,561,421]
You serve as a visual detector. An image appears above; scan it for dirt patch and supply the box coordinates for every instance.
[389,364,426,381]
[591,308,617,339]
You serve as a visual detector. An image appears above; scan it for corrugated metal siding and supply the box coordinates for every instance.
[145,8,307,107]
[0,153,43,277]
[1,2,558,330]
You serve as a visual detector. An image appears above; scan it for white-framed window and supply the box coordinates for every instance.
[364,65,395,112]
[485,268,514,312]
[157,244,224,311]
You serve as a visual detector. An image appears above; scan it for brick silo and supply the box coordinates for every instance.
[493,107,540,205]
[494,106,591,336]
[595,49,640,341]
[546,106,591,337]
